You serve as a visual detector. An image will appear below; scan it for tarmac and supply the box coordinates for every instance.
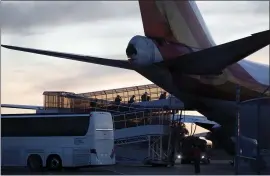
[3,160,270,175]
[1,160,236,175]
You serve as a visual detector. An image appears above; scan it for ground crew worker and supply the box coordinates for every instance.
[159,92,167,100]
[90,98,98,108]
[147,94,151,101]
[169,122,177,166]
[114,95,122,105]
[141,92,148,102]
[128,95,135,104]
[193,145,201,174]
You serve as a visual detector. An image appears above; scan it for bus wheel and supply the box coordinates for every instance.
[27,154,43,171]
[46,155,62,171]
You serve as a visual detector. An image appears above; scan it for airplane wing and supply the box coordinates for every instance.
[231,136,257,145]
[156,30,270,75]
[172,114,219,125]
[195,122,218,131]
[1,45,134,70]
[193,132,209,137]
[1,104,43,110]
[181,117,218,125]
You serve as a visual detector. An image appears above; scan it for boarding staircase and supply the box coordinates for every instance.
[111,107,187,166]
[42,90,186,166]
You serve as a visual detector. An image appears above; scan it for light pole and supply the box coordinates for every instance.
[235,84,241,175]
[256,99,261,175]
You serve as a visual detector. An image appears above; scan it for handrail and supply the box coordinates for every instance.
[45,97,172,113]
[113,108,171,129]
[43,84,173,109]
[238,155,256,160]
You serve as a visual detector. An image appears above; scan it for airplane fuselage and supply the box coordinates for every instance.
[127,35,269,155]
[134,61,269,155]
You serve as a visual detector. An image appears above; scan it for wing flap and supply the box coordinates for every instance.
[156,30,270,75]
[1,45,133,70]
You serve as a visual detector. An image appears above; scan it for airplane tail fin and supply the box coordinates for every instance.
[139,0,215,48]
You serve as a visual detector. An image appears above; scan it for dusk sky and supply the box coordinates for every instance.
[1,1,269,118]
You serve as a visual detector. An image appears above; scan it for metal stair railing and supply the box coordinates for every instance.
[113,108,171,130]
[57,92,175,114]
[115,135,149,145]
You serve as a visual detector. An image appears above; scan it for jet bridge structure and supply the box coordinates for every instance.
[40,84,188,114]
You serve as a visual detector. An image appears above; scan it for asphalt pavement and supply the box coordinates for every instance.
[3,161,269,175]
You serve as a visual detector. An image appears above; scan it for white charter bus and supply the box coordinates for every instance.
[1,112,115,171]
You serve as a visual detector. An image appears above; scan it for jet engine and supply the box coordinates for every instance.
[126,35,163,66]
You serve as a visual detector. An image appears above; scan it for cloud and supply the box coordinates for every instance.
[34,69,151,94]
[1,17,148,100]
[1,50,152,106]
[196,1,269,65]
[197,1,269,42]
[28,61,152,94]
[197,1,269,15]
[1,1,269,116]
[1,1,139,34]
[2,1,269,35]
